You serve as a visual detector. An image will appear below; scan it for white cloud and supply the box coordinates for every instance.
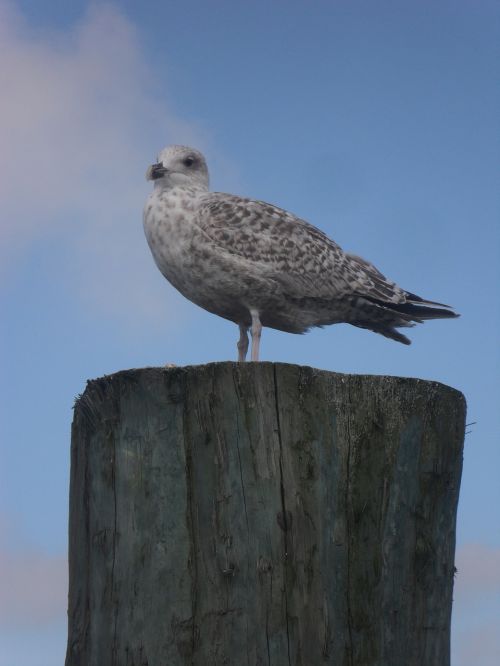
[0,1,208,323]
[0,511,66,627]
[0,549,67,627]
[454,542,500,596]
[453,620,500,666]
[452,543,500,666]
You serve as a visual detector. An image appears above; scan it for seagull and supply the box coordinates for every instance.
[143,145,458,361]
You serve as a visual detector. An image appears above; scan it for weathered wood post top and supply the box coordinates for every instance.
[66,362,465,666]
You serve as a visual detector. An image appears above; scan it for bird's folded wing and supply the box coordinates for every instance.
[194,193,407,304]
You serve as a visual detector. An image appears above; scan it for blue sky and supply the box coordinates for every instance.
[0,1,498,664]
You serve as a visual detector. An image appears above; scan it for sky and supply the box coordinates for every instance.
[0,0,498,664]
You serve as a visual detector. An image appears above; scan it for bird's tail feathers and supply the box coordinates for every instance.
[363,294,459,321]
[351,293,458,345]
[404,291,457,311]
[373,327,412,345]
[352,318,413,345]
[387,299,459,321]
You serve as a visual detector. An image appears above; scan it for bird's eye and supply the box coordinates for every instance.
[183,156,195,167]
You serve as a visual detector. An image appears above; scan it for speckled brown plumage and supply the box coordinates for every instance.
[143,145,458,360]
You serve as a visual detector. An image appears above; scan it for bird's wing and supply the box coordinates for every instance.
[194,193,407,303]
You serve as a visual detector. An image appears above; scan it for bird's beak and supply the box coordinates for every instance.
[146,163,168,181]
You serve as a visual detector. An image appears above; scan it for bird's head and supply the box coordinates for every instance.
[146,145,209,190]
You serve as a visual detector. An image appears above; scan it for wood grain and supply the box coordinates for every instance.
[66,363,465,666]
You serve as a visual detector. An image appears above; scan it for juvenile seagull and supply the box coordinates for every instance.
[143,145,458,361]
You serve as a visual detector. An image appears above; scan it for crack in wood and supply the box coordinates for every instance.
[182,380,199,660]
[273,365,292,666]
[110,426,118,666]
[345,380,354,666]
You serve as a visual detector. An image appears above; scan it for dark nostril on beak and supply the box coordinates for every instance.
[146,163,168,181]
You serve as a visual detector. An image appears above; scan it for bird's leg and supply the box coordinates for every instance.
[250,309,262,362]
[237,325,249,362]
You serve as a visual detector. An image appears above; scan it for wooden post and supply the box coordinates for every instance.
[66,362,465,666]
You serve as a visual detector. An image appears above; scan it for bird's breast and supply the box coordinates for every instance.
[143,190,260,322]
[143,190,200,288]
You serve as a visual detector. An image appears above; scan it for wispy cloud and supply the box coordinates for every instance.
[452,542,500,666]
[454,542,500,595]
[453,620,500,666]
[0,549,67,627]
[0,510,66,627]
[0,1,208,323]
